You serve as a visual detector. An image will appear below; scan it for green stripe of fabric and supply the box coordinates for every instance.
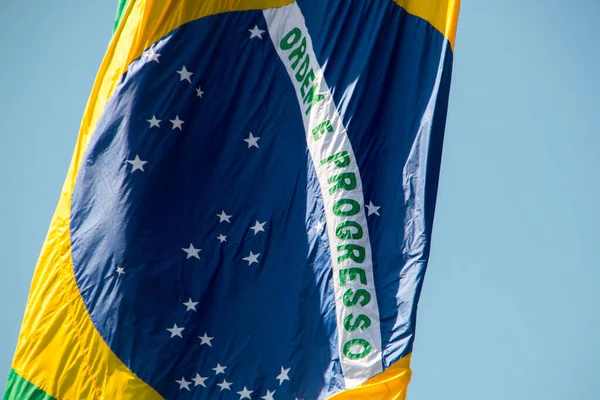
[114,0,129,32]
[3,369,56,400]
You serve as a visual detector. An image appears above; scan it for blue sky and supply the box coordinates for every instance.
[1,1,599,398]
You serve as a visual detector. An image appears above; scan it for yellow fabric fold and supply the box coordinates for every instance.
[328,355,412,400]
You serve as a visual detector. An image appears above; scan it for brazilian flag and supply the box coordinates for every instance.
[4,1,459,399]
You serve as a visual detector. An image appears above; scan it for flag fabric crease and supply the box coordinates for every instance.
[4,1,459,399]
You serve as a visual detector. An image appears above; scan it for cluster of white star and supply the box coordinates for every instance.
[119,25,304,399]
[180,210,266,265]
[124,27,267,176]
[120,26,271,274]
[175,364,292,399]
[167,209,268,362]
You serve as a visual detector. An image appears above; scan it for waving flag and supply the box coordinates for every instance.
[4,1,460,399]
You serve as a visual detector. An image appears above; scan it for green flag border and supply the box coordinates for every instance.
[114,0,129,31]
[3,369,56,400]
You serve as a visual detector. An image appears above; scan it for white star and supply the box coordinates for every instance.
[167,324,185,338]
[183,298,198,311]
[249,25,266,39]
[147,115,161,128]
[199,332,214,347]
[176,377,191,391]
[261,389,276,400]
[276,367,291,385]
[176,65,193,82]
[250,220,266,235]
[192,373,208,387]
[238,387,254,399]
[244,132,260,148]
[217,234,228,243]
[116,266,125,276]
[196,86,204,98]
[217,210,232,223]
[314,220,324,233]
[217,379,233,391]
[243,251,260,266]
[146,49,161,63]
[182,243,201,259]
[365,201,381,216]
[213,363,227,375]
[170,115,184,130]
[126,155,147,173]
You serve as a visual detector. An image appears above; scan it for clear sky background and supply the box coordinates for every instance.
[1,1,599,398]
